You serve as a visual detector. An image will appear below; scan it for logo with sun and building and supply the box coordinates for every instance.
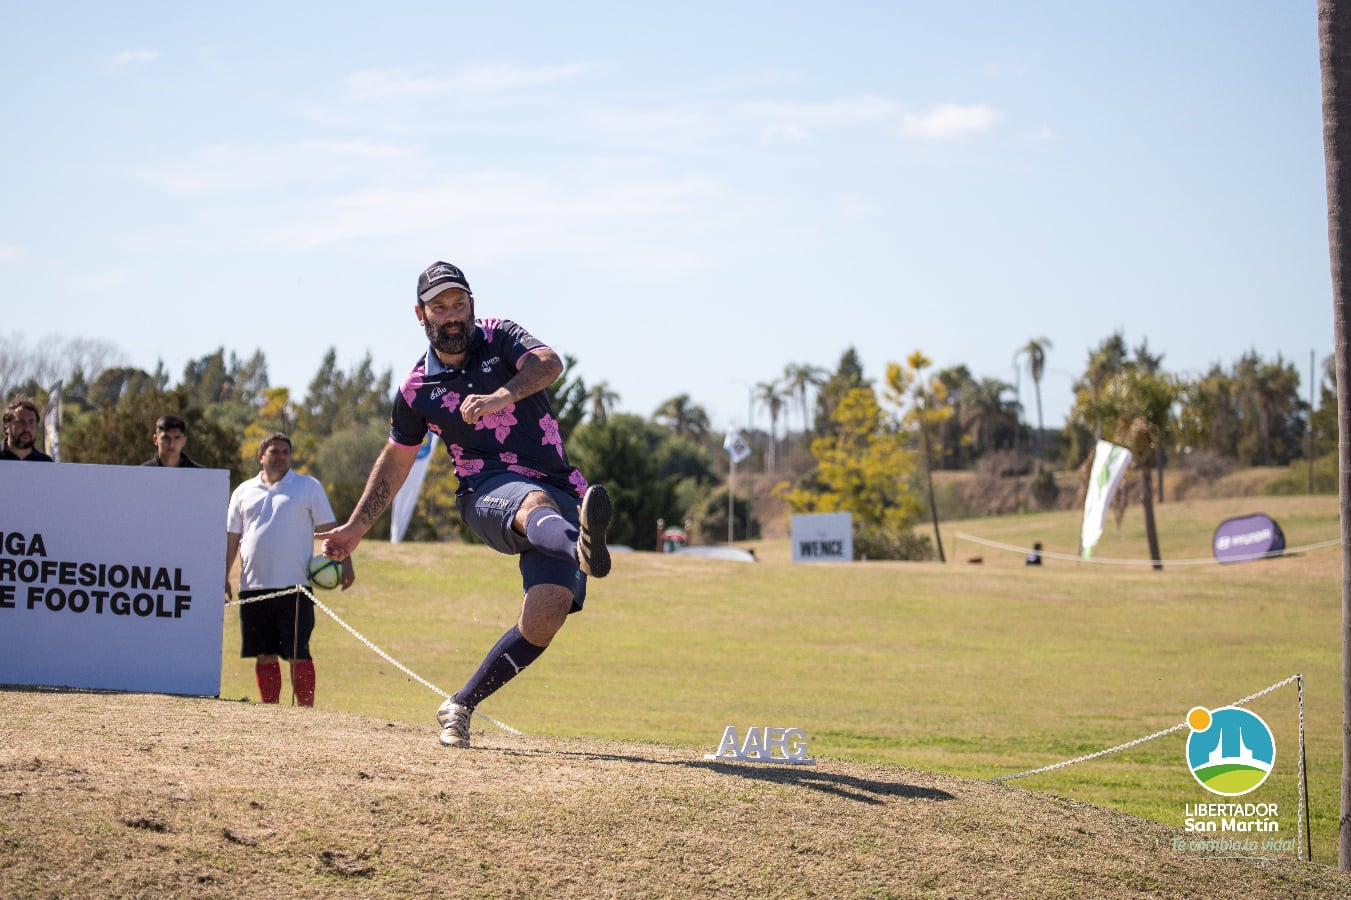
[1185,706,1275,797]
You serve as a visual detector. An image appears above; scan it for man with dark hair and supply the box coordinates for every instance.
[226,432,353,706]
[142,414,201,468]
[1,397,53,462]
[318,259,611,749]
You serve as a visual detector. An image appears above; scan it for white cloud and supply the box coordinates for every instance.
[262,170,725,271]
[0,243,25,263]
[748,96,902,142]
[347,62,598,99]
[109,50,159,67]
[902,103,1000,140]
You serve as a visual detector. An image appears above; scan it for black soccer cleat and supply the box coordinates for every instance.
[577,484,612,578]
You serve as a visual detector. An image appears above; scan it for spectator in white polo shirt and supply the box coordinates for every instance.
[226,432,353,706]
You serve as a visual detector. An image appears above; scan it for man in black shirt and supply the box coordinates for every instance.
[1,397,53,462]
[141,415,201,468]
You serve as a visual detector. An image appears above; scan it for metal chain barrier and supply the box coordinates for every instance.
[227,587,522,735]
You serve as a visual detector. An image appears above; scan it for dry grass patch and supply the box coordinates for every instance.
[2,689,1348,898]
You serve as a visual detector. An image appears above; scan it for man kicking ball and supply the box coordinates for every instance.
[317,260,611,748]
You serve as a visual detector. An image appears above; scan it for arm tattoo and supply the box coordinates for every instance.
[358,479,393,527]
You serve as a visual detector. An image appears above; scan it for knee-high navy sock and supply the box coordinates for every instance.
[453,625,546,709]
[524,506,578,561]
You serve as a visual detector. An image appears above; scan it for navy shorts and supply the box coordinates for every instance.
[238,588,315,660]
[457,472,587,612]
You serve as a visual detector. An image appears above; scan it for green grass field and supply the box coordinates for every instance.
[221,493,1344,862]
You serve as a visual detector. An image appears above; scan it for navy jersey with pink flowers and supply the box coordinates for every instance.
[389,318,588,498]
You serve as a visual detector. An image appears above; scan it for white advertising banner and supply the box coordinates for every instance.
[790,511,853,563]
[391,433,439,543]
[1080,439,1133,559]
[0,462,228,696]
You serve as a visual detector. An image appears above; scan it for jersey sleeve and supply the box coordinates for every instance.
[489,319,548,369]
[388,383,429,447]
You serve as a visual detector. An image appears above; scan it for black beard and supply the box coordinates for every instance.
[427,320,471,355]
[6,432,34,450]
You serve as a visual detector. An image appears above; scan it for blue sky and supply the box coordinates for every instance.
[0,2,1332,434]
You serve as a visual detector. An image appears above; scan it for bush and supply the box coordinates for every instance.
[690,487,760,544]
[1171,450,1237,500]
[855,526,933,561]
[1030,468,1060,510]
[978,450,1037,478]
[1263,454,1337,496]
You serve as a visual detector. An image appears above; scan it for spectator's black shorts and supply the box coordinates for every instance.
[238,587,314,660]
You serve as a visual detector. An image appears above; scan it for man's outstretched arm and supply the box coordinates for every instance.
[316,440,421,559]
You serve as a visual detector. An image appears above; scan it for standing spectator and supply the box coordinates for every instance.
[226,432,353,706]
[1,397,54,462]
[141,415,202,468]
[318,259,611,749]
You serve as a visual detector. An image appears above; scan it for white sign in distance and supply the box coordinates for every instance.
[790,511,853,562]
[0,462,228,696]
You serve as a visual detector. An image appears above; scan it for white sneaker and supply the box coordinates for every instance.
[437,698,472,748]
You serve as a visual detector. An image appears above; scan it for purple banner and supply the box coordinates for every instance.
[1212,513,1285,565]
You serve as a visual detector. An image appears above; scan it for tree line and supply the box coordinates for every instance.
[0,330,1330,558]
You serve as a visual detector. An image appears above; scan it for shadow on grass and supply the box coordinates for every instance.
[493,747,956,805]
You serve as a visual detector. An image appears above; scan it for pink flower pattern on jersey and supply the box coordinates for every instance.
[428,423,443,436]
[476,404,517,442]
[509,464,548,480]
[568,469,589,498]
[449,443,483,477]
[400,363,427,406]
[499,451,518,465]
[539,414,564,459]
[440,391,461,413]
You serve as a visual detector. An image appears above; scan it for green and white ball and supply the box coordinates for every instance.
[307,553,342,590]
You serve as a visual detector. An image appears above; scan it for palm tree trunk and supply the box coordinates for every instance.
[1318,0,1351,869]
[1141,465,1162,571]
[1034,381,1045,468]
[1155,446,1165,504]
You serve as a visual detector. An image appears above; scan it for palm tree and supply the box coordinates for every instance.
[934,365,977,467]
[1319,0,1351,866]
[652,394,709,441]
[782,362,827,436]
[1075,332,1130,439]
[967,377,1017,453]
[755,379,784,472]
[587,381,620,426]
[1133,339,1166,503]
[1015,337,1053,467]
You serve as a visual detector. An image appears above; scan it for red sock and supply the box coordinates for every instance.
[291,660,316,707]
[255,661,282,703]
